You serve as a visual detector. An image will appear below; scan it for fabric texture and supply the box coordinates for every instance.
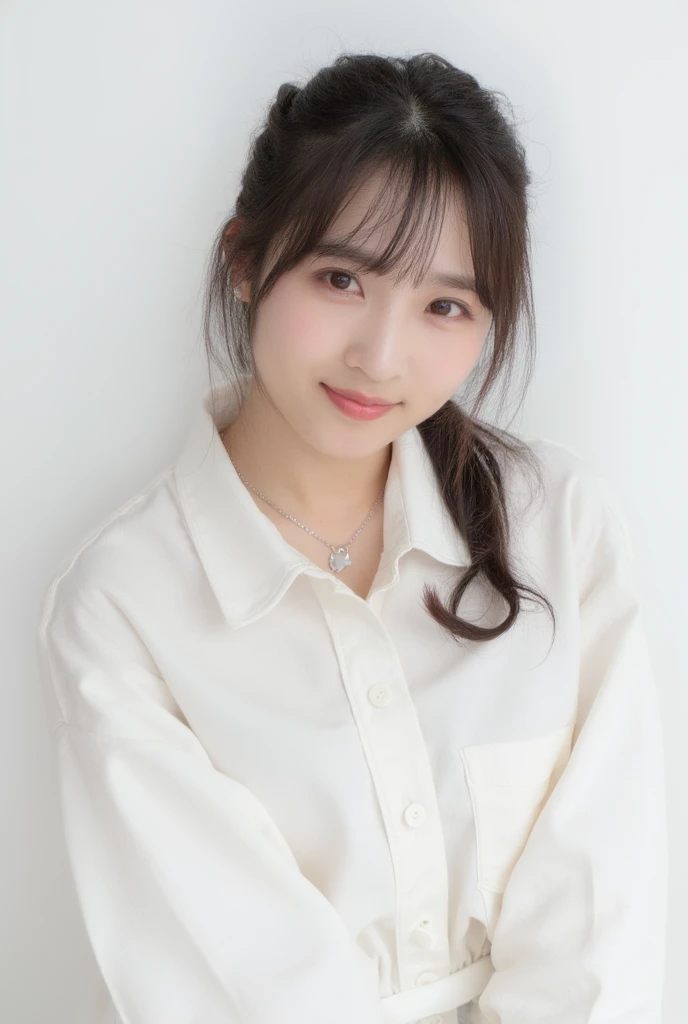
[36,378,667,1024]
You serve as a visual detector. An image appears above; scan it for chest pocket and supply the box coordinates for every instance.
[459,722,575,895]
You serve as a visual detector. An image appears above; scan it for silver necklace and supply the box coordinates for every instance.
[232,462,385,574]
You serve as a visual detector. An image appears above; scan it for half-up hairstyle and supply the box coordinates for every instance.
[202,51,555,647]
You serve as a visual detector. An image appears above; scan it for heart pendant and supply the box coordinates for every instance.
[329,547,352,572]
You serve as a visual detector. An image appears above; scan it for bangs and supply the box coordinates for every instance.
[258,153,464,296]
[311,160,458,288]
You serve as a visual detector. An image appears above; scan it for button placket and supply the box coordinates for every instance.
[316,596,452,991]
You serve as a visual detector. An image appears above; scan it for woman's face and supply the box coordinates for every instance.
[243,174,494,461]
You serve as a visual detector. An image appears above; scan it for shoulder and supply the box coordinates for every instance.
[496,432,635,565]
[505,432,602,492]
[38,467,188,640]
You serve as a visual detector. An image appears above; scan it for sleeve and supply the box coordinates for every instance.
[475,473,668,1024]
[36,571,383,1024]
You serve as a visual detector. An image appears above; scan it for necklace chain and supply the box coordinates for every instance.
[224,431,385,573]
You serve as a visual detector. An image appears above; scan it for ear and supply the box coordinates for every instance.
[222,218,251,301]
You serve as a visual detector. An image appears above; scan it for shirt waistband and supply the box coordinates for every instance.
[379,953,494,1024]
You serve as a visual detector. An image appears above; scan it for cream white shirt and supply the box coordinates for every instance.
[36,380,667,1024]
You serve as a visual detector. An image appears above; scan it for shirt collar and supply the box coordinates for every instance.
[173,379,470,627]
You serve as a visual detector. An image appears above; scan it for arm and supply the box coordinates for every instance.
[37,573,383,1024]
[475,475,668,1024]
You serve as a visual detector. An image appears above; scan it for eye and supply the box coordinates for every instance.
[317,269,360,293]
[315,268,475,321]
[428,299,474,321]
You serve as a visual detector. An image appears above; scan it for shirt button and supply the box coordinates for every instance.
[413,922,436,949]
[415,970,440,986]
[404,802,426,827]
[368,684,393,707]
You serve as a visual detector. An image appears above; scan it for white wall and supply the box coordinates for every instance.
[2,1,685,1020]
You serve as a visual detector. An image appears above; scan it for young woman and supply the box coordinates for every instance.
[37,52,667,1024]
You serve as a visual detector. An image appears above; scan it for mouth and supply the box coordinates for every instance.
[320,383,400,421]
[322,384,399,407]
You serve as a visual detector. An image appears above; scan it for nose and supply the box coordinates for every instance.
[342,310,408,382]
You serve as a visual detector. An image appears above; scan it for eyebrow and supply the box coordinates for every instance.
[308,238,478,296]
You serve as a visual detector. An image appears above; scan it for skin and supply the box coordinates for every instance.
[221,169,494,544]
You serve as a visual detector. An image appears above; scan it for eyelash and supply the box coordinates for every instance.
[314,268,475,322]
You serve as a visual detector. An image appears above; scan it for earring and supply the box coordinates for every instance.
[233,286,242,300]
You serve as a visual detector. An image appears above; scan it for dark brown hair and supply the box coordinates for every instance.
[201,50,555,646]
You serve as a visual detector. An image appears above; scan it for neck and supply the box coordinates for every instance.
[220,383,392,529]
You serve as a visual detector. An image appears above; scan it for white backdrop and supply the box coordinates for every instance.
[2,1,686,1021]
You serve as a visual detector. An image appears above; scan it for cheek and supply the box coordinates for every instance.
[255,282,332,365]
[422,330,484,387]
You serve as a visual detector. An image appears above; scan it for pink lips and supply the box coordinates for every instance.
[321,383,399,421]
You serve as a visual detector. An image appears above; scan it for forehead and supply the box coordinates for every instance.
[316,170,475,289]
[331,167,469,241]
